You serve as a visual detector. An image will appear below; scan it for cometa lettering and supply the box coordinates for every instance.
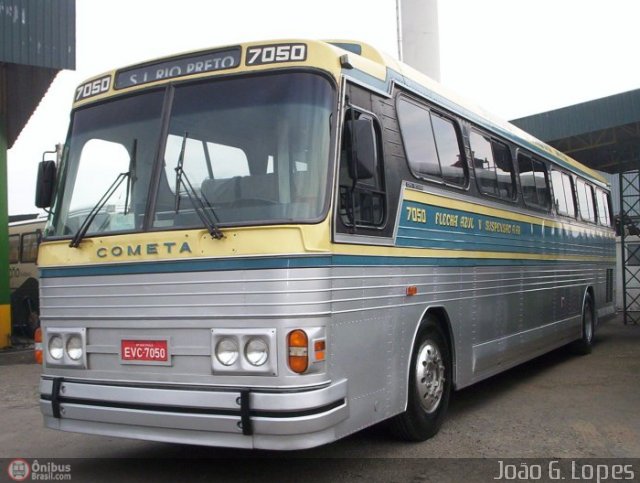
[97,242,192,258]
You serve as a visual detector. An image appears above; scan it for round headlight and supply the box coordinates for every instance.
[216,338,239,366]
[66,335,84,361]
[245,338,269,366]
[48,335,64,360]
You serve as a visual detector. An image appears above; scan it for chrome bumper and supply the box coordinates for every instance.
[40,377,348,450]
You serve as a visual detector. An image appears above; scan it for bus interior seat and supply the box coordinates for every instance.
[201,177,240,204]
[201,173,278,204]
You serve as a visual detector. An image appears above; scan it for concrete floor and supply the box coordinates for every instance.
[1,316,638,481]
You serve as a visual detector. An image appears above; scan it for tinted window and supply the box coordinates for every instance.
[551,171,568,214]
[397,98,466,186]
[431,114,465,185]
[576,179,596,223]
[397,100,440,179]
[493,142,516,199]
[518,154,550,209]
[596,189,611,226]
[562,173,576,217]
[9,235,20,264]
[551,171,576,217]
[470,131,497,195]
[21,232,40,263]
[470,131,515,200]
[338,110,385,227]
[518,154,537,206]
[532,159,550,209]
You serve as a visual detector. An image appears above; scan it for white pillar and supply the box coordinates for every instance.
[399,0,441,81]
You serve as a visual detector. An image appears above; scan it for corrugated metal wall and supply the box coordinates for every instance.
[0,0,75,69]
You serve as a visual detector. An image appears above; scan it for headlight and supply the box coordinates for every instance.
[245,338,269,366]
[66,335,84,361]
[215,338,239,366]
[48,335,64,360]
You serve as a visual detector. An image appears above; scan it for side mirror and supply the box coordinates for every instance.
[35,160,57,208]
[345,119,376,180]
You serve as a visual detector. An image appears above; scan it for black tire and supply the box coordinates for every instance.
[573,293,595,355]
[389,318,452,441]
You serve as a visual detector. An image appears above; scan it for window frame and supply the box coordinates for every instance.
[396,95,468,190]
[575,178,597,224]
[595,188,612,227]
[20,231,41,264]
[8,234,20,264]
[337,105,387,230]
[517,151,551,212]
[550,169,577,218]
[469,128,517,202]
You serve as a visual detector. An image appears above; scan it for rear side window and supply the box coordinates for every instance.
[551,170,576,217]
[576,179,596,223]
[21,232,40,263]
[596,189,612,226]
[470,131,516,200]
[397,98,466,187]
[9,235,20,264]
[518,154,550,209]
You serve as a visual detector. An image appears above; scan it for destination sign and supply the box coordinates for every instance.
[114,47,241,89]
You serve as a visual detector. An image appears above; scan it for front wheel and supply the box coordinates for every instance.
[388,319,452,441]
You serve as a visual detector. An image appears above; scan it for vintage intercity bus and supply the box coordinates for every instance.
[36,39,615,449]
[9,216,45,338]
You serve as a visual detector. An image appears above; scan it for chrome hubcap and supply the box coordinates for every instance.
[415,340,446,413]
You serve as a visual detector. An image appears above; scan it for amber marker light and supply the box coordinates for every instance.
[287,329,309,374]
[34,327,43,365]
[406,285,418,296]
[314,339,326,362]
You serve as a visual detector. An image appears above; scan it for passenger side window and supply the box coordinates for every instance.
[518,154,550,209]
[596,189,611,226]
[470,131,516,199]
[9,235,20,264]
[551,170,576,217]
[493,142,516,199]
[21,232,40,263]
[576,179,596,223]
[338,109,386,228]
[397,98,466,187]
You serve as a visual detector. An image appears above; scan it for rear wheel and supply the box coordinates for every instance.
[389,318,452,441]
[573,293,595,355]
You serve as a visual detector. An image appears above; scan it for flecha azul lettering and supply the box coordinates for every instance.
[96,242,192,258]
[435,212,458,227]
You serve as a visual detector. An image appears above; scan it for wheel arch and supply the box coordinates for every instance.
[409,305,457,390]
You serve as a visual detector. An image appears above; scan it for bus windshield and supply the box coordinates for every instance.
[47,72,334,238]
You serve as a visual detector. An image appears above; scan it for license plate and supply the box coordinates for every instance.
[121,339,169,364]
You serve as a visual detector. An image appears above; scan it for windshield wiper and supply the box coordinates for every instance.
[174,132,224,240]
[124,138,137,215]
[69,139,138,248]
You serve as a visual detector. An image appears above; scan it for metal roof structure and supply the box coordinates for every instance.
[511,89,640,174]
[0,0,75,148]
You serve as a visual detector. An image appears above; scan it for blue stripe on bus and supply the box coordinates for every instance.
[398,200,615,257]
[39,255,334,278]
[39,253,609,279]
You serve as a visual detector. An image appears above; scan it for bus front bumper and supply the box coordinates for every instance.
[39,377,349,450]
